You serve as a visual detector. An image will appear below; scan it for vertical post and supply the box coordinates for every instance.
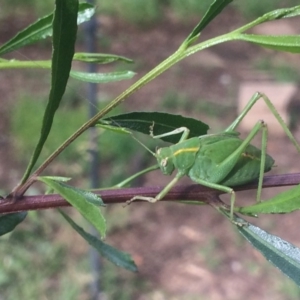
[85,2,101,299]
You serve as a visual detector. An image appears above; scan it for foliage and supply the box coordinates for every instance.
[1,0,300,297]
[4,0,298,26]
[234,0,299,19]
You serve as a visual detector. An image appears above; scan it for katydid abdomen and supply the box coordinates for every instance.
[188,135,275,186]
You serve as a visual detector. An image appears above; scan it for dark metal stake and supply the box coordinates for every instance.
[85,2,101,299]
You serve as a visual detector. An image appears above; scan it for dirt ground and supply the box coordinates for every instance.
[1,6,300,300]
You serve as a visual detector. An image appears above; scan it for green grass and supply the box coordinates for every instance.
[0,208,153,299]
[1,0,54,20]
[99,0,162,26]
[11,93,88,173]
[0,210,90,299]
[254,57,300,82]
[169,0,210,21]
[101,258,151,300]
[197,237,222,271]
[0,208,151,299]
[161,90,234,118]
[277,278,300,300]
[2,0,299,27]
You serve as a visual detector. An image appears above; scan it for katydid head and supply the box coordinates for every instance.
[131,134,175,175]
[156,147,175,175]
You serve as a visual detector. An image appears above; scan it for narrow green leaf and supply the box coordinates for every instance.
[39,177,105,207]
[39,177,106,238]
[238,185,300,215]
[0,14,53,56]
[0,3,94,56]
[0,212,27,236]
[0,59,51,70]
[73,53,133,64]
[98,112,209,143]
[70,70,136,83]
[234,6,300,34]
[237,217,300,287]
[237,34,300,53]
[0,58,133,71]
[22,0,79,182]
[184,0,233,45]
[260,6,300,22]
[96,124,133,135]
[76,2,95,23]
[41,176,71,182]
[59,210,137,272]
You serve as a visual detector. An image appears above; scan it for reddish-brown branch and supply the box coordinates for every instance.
[0,173,299,214]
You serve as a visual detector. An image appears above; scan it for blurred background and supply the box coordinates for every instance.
[0,1,300,299]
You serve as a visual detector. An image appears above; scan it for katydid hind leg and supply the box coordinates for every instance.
[221,119,270,204]
[188,174,236,219]
[225,92,262,132]
[215,120,268,184]
[225,92,300,153]
[260,93,300,154]
[256,119,267,203]
[223,92,300,204]
[209,198,248,226]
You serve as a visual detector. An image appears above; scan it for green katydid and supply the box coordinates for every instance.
[127,92,300,219]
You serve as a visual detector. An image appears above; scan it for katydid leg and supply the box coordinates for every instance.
[217,120,268,195]
[150,126,190,142]
[223,120,269,204]
[256,119,267,203]
[188,173,236,219]
[222,120,269,205]
[225,92,300,154]
[126,172,185,204]
[224,91,300,205]
[260,93,300,154]
[225,92,262,132]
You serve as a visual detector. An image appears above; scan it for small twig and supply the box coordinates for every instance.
[0,173,299,214]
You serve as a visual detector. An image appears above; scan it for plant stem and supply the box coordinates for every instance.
[0,60,51,69]
[3,173,300,214]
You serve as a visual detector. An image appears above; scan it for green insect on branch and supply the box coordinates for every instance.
[125,93,300,220]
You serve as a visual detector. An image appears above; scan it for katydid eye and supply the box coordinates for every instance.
[162,158,168,167]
